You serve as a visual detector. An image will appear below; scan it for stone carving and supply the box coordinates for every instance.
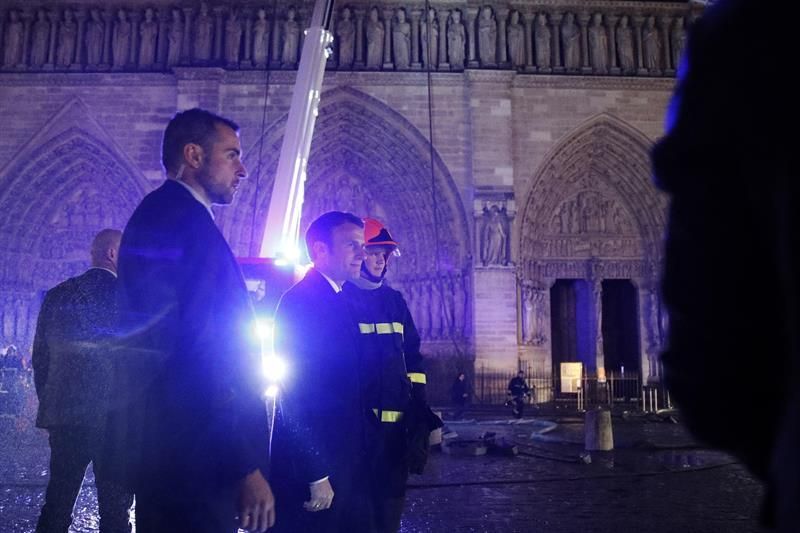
[112,9,132,69]
[642,16,660,72]
[366,7,384,69]
[534,14,551,69]
[3,10,23,68]
[616,15,635,73]
[551,192,633,235]
[139,8,158,68]
[85,9,105,67]
[252,9,270,66]
[522,286,547,346]
[478,6,497,67]
[670,17,687,69]
[393,8,411,70]
[588,13,608,73]
[56,9,78,68]
[336,7,355,68]
[225,9,242,65]
[30,10,50,68]
[420,8,438,69]
[194,2,214,63]
[481,205,507,266]
[167,8,184,67]
[281,7,300,67]
[561,13,580,70]
[447,10,466,70]
[507,10,525,69]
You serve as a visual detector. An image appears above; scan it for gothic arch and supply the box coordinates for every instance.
[0,99,149,344]
[517,112,667,281]
[222,85,471,276]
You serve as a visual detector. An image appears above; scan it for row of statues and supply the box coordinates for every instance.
[1,4,688,74]
[395,272,470,341]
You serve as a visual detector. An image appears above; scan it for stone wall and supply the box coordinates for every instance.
[0,0,689,388]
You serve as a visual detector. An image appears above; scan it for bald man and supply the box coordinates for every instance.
[33,229,133,533]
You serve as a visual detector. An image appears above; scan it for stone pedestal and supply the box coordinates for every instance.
[473,267,518,371]
[585,408,614,451]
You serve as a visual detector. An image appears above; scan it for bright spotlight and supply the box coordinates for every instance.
[263,355,287,382]
[265,385,280,398]
[254,319,274,342]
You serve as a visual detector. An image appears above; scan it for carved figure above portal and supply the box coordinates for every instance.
[480,204,508,266]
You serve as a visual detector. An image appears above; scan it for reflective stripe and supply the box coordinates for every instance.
[372,409,404,423]
[407,372,427,385]
[358,322,404,335]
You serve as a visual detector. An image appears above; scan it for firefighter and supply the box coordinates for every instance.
[341,218,440,533]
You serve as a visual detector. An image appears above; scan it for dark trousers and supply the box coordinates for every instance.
[135,486,238,533]
[370,423,408,533]
[36,427,133,533]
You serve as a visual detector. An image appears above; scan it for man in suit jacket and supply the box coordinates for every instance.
[271,211,373,532]
[33,228,133,533]
[114,108,274,532]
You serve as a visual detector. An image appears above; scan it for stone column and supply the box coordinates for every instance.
[130,10,142,68]
[102,8,114,69]
[659,15,673,74]
[382,8,393,69]
[551,12,564,73]
[74,9,86,70]
[607,14,619,75]
[497,8,508,67]
[633,14,646,76]
[156,8,170,69]
[578,11,591,74]
[438,10,450,71]
[0,11,5,64]
[242,7,253,68]
[592,278,606,381]
[466,7,479,68]
[354,8,365,68]
[270,10,282,69]
[410,9,421,69]
[523,11,534,72]
[46,10,59,68]
[182,7,194,64]
[21,8,33,69]
[214,6,225,62]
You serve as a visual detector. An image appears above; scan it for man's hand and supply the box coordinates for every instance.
[303,477,334,512]
[238,469,276,532]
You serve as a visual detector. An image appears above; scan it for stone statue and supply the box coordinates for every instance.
[670,17,687,69]
[507,11,525,69]
[481,205,507,266]
[112,9,132,69]
[642,16,660,72]
[167,9,184,67]
[447,10,466,70]
[30,10,50,68]
[534,14,551,69]
[225,10,242,65]
[85,9,104,67]
[194,2,214,63]
[139,8,158,68]
[588,13,608,73]
[56,9,78,67]
[561,13,580,70]
[3,10,23,68]
[252,8,270,66]
[477,6,497,66]
[365,7,384,69]
[523,288,535,343]
[393,9,411,69]
[420,8,438,69]
[336,7,355,68]
[281,7,300,67]
[616,15,635,73]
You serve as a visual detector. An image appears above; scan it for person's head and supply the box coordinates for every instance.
[457,372,465,381]
[370,7,379,21]
[452,10,461,22]
[361,218,399,282]
[90,229,122,273]
[396,8,405,22]
[341,7,351,20]
[305,211,365,285]
[161,108,247,205]
[518,371,524,378]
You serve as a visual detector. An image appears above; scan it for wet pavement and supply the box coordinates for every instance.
[0,405,767,533]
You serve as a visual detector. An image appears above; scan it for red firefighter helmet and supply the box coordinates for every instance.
[363,218,399,251]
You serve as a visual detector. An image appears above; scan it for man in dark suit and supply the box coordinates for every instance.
[114,108,274,532]
[271,211,373,532]
[33,228,133,533]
